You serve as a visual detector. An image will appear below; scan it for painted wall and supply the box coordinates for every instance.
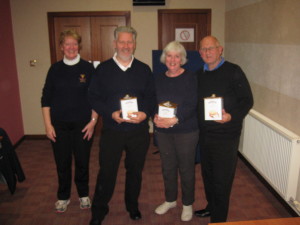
[225,0,300,136]
[225,0,300,203]
[0,0,24,144]
[9,0,225,135]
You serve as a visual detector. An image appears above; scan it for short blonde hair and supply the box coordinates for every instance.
[59,29,82,50]
[160,41,187,65]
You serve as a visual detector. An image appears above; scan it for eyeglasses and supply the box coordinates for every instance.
[200,46,219,52]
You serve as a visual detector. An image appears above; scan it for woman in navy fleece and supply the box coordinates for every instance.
[153,41,199,222]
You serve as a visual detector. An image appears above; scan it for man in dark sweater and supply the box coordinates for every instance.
[88,26,156,225]
[194,36,253,223]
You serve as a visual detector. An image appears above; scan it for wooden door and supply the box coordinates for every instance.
[158,9,211,50]
[53,17,92,61]
[48,11,130,63]
[91,16,127,62]
[48,12,130,134]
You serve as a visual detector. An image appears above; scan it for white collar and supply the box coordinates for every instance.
[113,52,134,71]
[63,54,80,66]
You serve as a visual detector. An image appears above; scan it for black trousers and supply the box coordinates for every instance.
[51,120,92,200]
[91,125,150,221]
[200,136,240,223]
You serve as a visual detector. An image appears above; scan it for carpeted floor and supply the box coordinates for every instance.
[0,135,294,225]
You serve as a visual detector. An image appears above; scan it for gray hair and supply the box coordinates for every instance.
[114,26,137,41]
[160,41,187,65]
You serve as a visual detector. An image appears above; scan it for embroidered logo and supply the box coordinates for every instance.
[79,74,86,83]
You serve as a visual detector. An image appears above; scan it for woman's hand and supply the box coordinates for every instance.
[45,124,56,142]
[82,119,97,140]
[154,114,178,128]
[42,107,56,142]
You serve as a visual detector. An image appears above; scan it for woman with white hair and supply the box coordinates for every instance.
[154,41,199,222]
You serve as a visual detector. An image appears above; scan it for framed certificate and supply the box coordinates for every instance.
[158,101,177,118]
[120,95,138,120]
[204,95,223,120]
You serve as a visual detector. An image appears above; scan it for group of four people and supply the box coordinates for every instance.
[41,26,253,225]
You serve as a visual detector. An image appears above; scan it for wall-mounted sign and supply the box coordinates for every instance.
[175,28,194,42]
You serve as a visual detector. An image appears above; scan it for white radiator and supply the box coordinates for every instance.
[241,109,300,210]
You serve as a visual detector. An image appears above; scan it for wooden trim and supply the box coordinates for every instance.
[47,14,56,64]
[13,136,26,149]
[158,9,212,14]
[25,135,48,140]
[209,217,300,225]
[206,10,212,38]
[158,12,162,50]
[47,11,131,17]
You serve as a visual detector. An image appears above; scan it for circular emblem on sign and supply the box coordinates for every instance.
[180,30,190,41]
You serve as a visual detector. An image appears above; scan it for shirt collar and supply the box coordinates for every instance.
[203,57,225,72]
[113,52,134,71]
[63,54,80,66]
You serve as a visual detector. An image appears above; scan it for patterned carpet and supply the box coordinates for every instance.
[0,136,293,225]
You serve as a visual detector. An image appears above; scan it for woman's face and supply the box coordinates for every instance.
[61,36,79,60]
[165,51,182,72]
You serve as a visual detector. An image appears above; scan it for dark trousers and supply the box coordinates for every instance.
[156,130,199,205]
[52,120,92,200]
[91,126,150,221]
[200,136,240,223]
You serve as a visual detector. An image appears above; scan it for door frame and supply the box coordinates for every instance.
[158,9,211,50]
[47,11,131,64]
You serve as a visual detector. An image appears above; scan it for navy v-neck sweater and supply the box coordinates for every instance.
[197,61,253,139]
[88,58,156,131]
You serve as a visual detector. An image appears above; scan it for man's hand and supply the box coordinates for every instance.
[112,110,147,124]
[215,109,231,124]
[126,112,147,124]
[112,110,127,124]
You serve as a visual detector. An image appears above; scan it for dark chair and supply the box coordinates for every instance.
[0,128,25,194]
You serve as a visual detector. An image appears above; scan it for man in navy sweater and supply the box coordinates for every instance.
[88,26,156,225]
[194,36,253,223]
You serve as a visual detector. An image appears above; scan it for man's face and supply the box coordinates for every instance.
[199,37,223,69]
[114,32,136,62]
